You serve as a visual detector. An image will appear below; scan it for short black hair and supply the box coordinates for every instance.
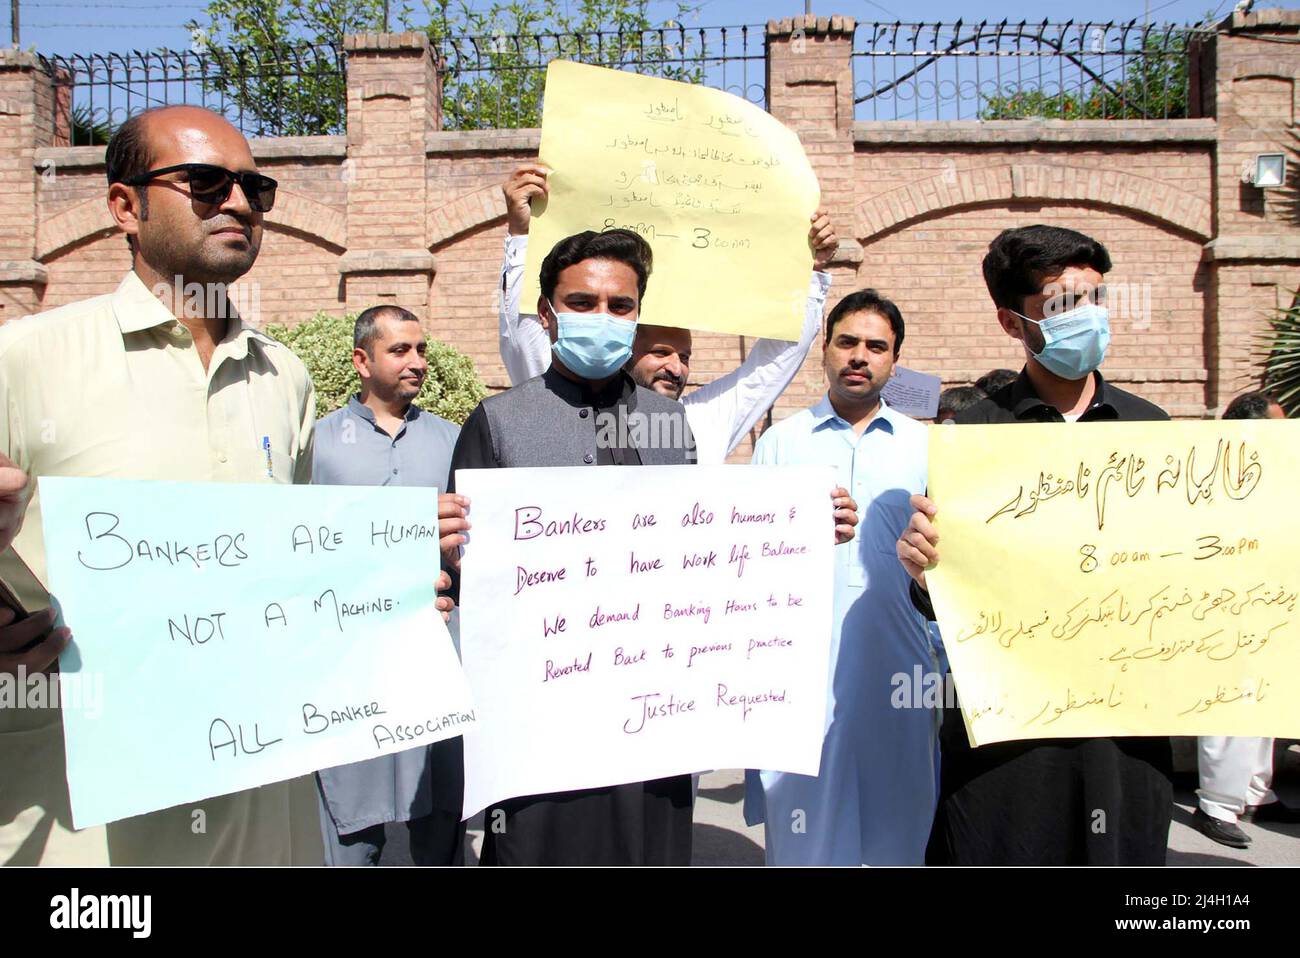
[539,229,653,305]
[974,368,1019,396]
[355,305,421,355]
[105,109,162,253]
[937,385,985,421]
[105,109,160,187]
[982,225,1112,313]
[1223,391,1280,420]
[823,288,904,355]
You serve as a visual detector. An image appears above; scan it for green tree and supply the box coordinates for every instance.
[185,0,379,136]
[188,0,700,135]
[981,29,1191,120]
[430,0,702,130]
[263,312,488,423]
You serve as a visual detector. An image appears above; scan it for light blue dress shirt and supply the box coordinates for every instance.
[744,394,939,865]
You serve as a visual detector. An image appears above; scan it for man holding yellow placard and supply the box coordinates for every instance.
[897,224,1175,866]
[496,58,835,467]
[499,163,836,465]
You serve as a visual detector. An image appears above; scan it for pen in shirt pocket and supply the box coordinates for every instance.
[262,436,274,479]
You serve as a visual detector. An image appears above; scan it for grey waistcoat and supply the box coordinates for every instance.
[482,368,696,467]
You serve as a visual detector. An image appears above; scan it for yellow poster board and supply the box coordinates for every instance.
[522,60,820,340]
[926,420,1300,746]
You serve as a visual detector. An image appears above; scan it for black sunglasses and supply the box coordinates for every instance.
[123,163,278,213]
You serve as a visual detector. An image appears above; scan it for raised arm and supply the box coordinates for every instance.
[499,164,553,385]
[683,211,837,457]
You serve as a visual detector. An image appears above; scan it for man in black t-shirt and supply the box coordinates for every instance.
[897,224,1174,865]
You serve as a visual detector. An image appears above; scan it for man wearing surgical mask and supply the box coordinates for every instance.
[498,165,838,465]
[448,228,698,865]
[450,228,858,865]
[896,224,1175,865]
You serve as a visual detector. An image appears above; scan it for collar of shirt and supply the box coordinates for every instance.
[542,365,639,412]
[1005,367,1119,422]
[110,269,268,365]
[809,393,899,437]
[346,394,420,437]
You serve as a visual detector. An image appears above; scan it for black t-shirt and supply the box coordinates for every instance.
[956,366,1169,424]
[916,366,1175,865]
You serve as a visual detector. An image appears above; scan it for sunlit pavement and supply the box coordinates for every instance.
[380,744,1300,866]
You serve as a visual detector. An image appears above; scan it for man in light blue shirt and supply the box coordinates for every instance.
[312,305,466,866]
[745,288,938,865]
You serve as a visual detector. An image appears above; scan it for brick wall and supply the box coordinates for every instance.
[2,12,1299,462]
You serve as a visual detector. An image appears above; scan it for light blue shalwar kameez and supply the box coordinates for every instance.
[744,395,939,865]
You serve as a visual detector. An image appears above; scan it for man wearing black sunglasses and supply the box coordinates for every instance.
[0,105,360,868]
[106,109,275,349]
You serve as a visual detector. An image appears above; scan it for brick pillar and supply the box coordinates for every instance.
[339,33,439,312]
[762,16,862,430]
[1204,9,1300,412]
[0,51,55,322]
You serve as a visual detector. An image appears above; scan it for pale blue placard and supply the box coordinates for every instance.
[39,477,476,829]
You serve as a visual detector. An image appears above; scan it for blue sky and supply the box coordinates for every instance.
[16,0,1289,57]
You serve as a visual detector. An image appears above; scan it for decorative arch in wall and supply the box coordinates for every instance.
[1230,57,1300,83]
[35,188,348,262]
[427,184,503,250]
[854,163,1213,243]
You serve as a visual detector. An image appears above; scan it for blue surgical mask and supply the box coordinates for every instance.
[547,300,636,380]
[1015,303,1111,381]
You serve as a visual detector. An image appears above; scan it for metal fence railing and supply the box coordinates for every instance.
[37,27,765,144]
[38,43,347,145]
[852,21,1202,122]
[37,20,1210,144]
[435,25,766,129]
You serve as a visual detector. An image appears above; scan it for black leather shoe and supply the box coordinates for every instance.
[1240,802,1300,824]
[1193,809,1251,848]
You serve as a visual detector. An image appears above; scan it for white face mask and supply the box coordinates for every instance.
[1015,303,1111,380]
[546,299,636,380]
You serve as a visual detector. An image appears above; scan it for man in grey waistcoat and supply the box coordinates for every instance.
[313,305,470,865]
[449,228,698,864]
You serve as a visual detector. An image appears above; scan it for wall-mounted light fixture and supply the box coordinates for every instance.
[1242,153,1287,189]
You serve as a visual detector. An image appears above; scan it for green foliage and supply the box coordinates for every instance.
[185,0,369,137]
[429,0,703,130]
[1259,294,1300,418]
[71,103,112,145]
[981,31,1190,120]
[188,0,700,134]
[263,311,487,423]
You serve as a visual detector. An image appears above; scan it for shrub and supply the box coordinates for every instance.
[1259,293,1300,417]
[263,311,488,424]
